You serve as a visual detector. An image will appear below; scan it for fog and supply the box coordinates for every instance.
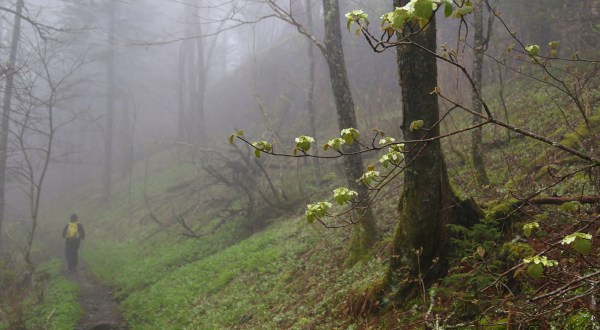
[0,0,586,246]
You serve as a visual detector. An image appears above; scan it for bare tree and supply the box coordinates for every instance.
[0,0,24,250]
[102,0,117,201]
[470,0,490,186]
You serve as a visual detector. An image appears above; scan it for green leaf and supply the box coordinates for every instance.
[573,237,592,255]
[525,44,540,57]
[326,137,345,151]
[305,201,333,223]
[341,128,360,145]
[359,170,380,185]
[444,2,453,17]
[252,141,273,153]
[378,137,396,146]
[561,232,592,255]
[295,135,315,152]
[409,120,424,132]
[476,246,485,257]
[414,0,433,20]
[527,263,543,278]
[345,10,369,32]
[452,4,473,18]
[523,222,540,238]
[229,129,244,144]
[254,149,261,158]
[333,187,358,205]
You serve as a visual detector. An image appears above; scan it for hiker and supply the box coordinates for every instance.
[62,213,85,272]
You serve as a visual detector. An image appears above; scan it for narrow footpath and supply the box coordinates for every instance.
[67,265,128,330]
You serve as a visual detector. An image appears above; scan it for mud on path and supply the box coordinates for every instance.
[65,265,128,330]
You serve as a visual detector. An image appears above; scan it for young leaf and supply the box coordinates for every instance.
[326,137,345,151]
[573,237,592,255]
[409,120,425,132]
[523,222,540,237]
[341,128,360,144]
[414,0,433,20]
[333,187,358,205]
[476,246,485,257]
[359,170,380,185]
[527,263,543,278]
[444,1,453,17]
[525,44,540,57]
[295,136,315,152]
[561,232,593,255]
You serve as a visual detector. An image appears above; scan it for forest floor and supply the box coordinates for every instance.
[65,264,128,330]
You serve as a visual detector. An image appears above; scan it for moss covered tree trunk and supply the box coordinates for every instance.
[385,0,481,297]
[322,0,377,261]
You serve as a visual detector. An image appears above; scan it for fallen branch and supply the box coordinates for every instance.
[527,195,600,205]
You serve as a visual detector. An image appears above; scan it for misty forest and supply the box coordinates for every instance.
[1,0,600,329]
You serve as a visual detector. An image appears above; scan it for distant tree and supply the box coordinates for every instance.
[470,0,490,186]
[304,0,321,185]
[0,0,24,250]
[102,0,117,201]
[178,2,208,143]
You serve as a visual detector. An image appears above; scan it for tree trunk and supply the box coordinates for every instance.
[194,9,208,143]
[177,40,187,141]
[384,0,482,297]
[321,0,377,262]
[471,0,490,186]
[305,0,321,185]
[102,0,117,202]
[0,0,24,249]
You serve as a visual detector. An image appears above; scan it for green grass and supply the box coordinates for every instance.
[25,259,82,329]
[81,210,387,329]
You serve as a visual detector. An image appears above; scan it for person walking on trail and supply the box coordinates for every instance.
[62,213,85,272]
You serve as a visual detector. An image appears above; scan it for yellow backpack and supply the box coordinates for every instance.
[66,223,79,239]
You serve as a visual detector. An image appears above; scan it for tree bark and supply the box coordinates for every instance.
[385,0,482,297]
[305,0,321,185]
[322,0,377,261]
[102,0,117,202]
[0,0,24,249]
[471,0,490,186]
[193,9,208,142]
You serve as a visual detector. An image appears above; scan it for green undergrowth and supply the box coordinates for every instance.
[25,259,82,329]
[84,215,386,329]
[83,219,244,300]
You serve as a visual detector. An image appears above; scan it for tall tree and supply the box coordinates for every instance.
[265,0,378,259]
[0,0,24,249]
[102,0,117,201]
[177,1,212,144]
[305,0,321,185]
[383,0,481,297]
[471,0,490,186]
[321,0,378,261]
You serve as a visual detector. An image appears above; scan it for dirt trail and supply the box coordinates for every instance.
[66,265,128,330]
